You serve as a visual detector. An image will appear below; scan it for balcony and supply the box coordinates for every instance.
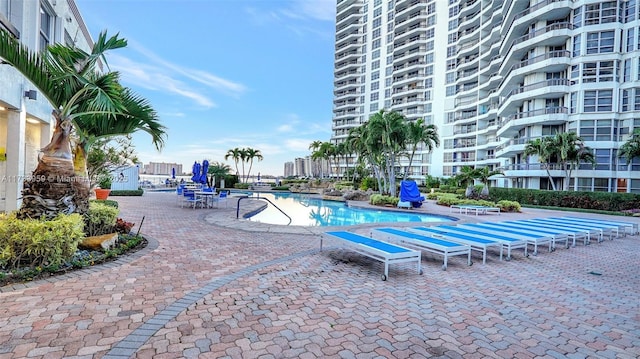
[497,106,568,137]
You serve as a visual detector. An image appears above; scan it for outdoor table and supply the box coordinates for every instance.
[194,191,218,208]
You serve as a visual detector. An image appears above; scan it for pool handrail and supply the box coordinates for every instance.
[236,196,292,225]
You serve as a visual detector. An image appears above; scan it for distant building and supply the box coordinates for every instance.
[283,162,294,177]
[142,162,183,176]
[294,158,306,177]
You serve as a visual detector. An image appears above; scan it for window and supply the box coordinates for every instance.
[371,81,379,90]
[635,88,640,110]
[624,59,631,82]
[447,46,456,57]
[373,7,382,18]
[584,90,613,112]
[585,2,618,25]
[570,92,577,113]
[373,18,381,28]
[622,89,630,111]
[370,93,379,101]
[582,61,615,82]
[372,49,380,59]
[593,178,609,192]
[627,28,635,51]
[448,19,458,31]
[372,60,380,70]
[425,53,434,64]
[573,6,583,28]
[446,73,455,84]
[573,34,581,56]
[371,71,379,80]
[373,28,381,38]
[626,0,637,22]
[446,59,456,70]
[372,39,381,49]
[446,85,456,96]
[39,6,53,51]
[370,102,379,111]
[586,31,615,54]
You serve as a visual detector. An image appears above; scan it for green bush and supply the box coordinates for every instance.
[109,189,143,196]
[369,194,399,206]
[497,200,521,212]
[234,183,250,189]
[90,199,118,208]
[489,188,640,212]
[84,201,119,237]
[0,213,85,270]
[426,192,439,200]
[272,186,290,191]
[360,177,378,191]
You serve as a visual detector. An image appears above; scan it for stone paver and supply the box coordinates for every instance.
[0,192,638,358]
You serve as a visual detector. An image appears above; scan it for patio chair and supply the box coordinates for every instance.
[182,190,204,209]
[213,191,229,208]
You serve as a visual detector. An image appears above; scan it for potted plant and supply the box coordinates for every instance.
[95,175,112,200]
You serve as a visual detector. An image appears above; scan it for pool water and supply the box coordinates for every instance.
[246,192,455,226]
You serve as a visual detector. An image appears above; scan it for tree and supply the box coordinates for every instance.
[619,128,640,165]
[404,118,440,180]
[207,161,231,188]
[225,148,243,181]
[0,29,165,219]
[86,135,138,187]
[366,110,408,197]
[308,140,323,177]
[244,148,263,183]
[524,137,557,191]
[552,132,594,191]
[474,166,503,197]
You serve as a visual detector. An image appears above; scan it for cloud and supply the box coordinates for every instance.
[291,0,336,22]
[244,0,335,37]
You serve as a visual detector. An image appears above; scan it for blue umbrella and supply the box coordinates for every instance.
[171,167,176,179]
[200,160,209,184]
[191,161,200,182]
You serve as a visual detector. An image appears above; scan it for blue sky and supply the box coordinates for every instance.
[76,0,336,176]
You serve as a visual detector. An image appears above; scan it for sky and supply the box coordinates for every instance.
[75,0,337,177]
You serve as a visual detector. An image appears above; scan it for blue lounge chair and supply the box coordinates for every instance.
[410,226,502,264]
[534,218,618,241]
[464,222,571,253]
[559,216,638,236]
[372,228,472,270]
[323,231,422,281]
[484,221,587,247]
[434,225,529,261]
[516,219,601,244]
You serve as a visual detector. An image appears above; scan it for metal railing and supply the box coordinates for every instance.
[236,196,292,225]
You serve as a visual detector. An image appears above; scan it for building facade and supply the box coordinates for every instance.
[0,0,93,211]
[142,162,183,176]
[331,0,640,193]
[283,161,294,177]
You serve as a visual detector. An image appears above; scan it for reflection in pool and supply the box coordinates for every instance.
[245,192,455,226]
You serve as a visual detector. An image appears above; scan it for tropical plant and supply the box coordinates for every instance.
[619,128,640,165]
[86,135,138,188]
[552,132,595,191]
[524,137,557,190]
[366,109,408,196]
[404,119,440,180]
[308,140,323,178]
[474,166,503,197]
[244,148,263,183]
[224,148,244,181]
[0,29,166,219]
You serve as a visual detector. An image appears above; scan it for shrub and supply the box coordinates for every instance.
[234,183,250,189]
[489,188,640,212]
[497,200,521,212]
[90,199,118,208]
[109,189,143,196]
[84,201,119,236]
[115,218,135,234]
[426,192,439,200]
[0,213,85,270]
[369,194,398,206]
[360,177,378,191]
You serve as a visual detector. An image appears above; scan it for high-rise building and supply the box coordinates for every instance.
[0,0,94,211]
[283,161,295,177]
[332,0,640,193]
[294,157,307,177]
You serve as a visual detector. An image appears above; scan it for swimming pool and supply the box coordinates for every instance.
[245,192,455,226]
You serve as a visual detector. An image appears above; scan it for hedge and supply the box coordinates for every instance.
[110,189,143,196]
[488,188,640,212]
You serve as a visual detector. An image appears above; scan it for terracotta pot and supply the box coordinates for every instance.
[94,188,111,200]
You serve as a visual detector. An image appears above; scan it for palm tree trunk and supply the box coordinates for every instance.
[544,165,557,191]
[17,117,90,219]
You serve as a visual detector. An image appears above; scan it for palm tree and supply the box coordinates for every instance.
[524,137,557,191]
[404,118,440,180]
[552,132,594,191]
[225,148,243,181]
[207,161,231,188]
[244,148,263,183]
[0,29,166,219]
[455,165,478,197]
[474,166,503,197]
[308,140,323,178]
[366,109,407,196]
[619,128,640,165]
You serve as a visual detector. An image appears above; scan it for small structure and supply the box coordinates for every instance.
[111,166,139,191]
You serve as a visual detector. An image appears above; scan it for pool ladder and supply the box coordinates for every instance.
[236,195,292,225]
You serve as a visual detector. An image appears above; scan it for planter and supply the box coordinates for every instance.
[94,188,111,200]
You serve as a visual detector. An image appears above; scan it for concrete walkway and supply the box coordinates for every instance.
[0,192,638,358]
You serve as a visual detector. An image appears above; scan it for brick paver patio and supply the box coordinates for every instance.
[0,191,638,358]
